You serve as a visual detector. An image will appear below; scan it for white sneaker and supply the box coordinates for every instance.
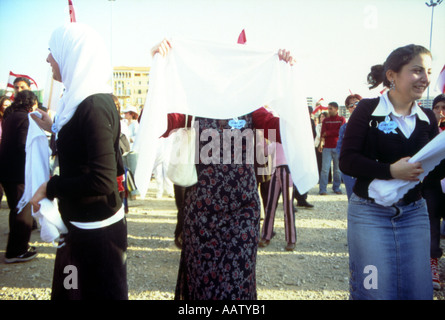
[5,247,37,264]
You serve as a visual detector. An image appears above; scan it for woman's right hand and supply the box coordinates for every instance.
[278,49,296,66]
[30,182,47,213]
[390,157,424,181]
[151,39,172,57]
[30,108,53,133]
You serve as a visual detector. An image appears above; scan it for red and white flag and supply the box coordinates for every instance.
[68,0,76,23]
[7,71,38,89]
[436,64,445,94]
[237,29,246,44]
[312,98,328,114]
[312,105,329,114]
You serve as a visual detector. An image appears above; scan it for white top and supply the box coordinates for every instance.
[371,92,430,138]
[18,112,68,243]
[314,123,322,147]
[70,206,124,230]
[127,120,139,150]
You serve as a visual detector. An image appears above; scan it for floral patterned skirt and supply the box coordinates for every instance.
[174,163,260,300]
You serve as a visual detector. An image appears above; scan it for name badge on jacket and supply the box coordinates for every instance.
[229,117,246,130]
[378,116,398,134]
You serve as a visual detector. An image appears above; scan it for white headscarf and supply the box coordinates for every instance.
[49,23,112,133]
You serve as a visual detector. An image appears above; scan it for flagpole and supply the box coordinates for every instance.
[4,73,12,96]
[109,0,116,86]
[425,0,443,106]
[47,77,54,111]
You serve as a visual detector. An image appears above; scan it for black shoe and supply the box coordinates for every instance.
[259,239,270,247]
[5,246,37,264]
[297,200,314,209]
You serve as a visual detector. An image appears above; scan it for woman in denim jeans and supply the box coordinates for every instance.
[336,94,362,200]
[340,44,445,299]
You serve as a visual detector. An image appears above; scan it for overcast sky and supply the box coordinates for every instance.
[1,0,444,104]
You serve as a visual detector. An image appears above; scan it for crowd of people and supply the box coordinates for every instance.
[0,22,445,301]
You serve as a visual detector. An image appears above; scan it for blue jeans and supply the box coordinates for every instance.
[341,172,356,200]
[319,148,341,194]
[347,193,433,300]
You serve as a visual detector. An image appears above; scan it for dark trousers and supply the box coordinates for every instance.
[258,180,271,210]
[261,166,296,244]
[2,182,33,258]
[294,186,307,203]
[174,184,189,239]
[0,184,3,206]
[51,218,128,300]
[422,186,444,259]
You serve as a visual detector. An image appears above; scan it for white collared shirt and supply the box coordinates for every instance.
[372,92,430,138]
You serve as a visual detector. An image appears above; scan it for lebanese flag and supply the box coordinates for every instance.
[7,71,38,89]
[69,0,76,23]
[436,64,445,93]
[237,29,246,44]
[312,98,328,114]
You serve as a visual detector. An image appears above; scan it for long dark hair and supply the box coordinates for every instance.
[0,95,12,120]
[367,44,431,89]
[4,90,37,120]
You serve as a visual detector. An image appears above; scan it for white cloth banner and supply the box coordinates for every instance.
[133,37,318,198]
[17,112,67,243]
[369,130,445,206]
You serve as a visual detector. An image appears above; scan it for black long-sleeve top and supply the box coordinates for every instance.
[46,94,124,224]
[339,97,445,203]
[0,108,29,183]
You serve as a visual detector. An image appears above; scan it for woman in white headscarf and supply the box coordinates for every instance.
[30,23,127,300]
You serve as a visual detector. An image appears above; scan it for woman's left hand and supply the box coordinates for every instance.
[30,182,48,213]
[278,49,296,66]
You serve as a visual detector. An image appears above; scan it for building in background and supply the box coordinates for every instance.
[306,97,314,109]
[112,66,150,111]
[418,97,433,108]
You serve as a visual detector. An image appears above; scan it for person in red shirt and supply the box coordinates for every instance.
[318,102,345,195]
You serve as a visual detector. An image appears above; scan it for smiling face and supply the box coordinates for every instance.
[46,53,62,82]
[387,53,432,103]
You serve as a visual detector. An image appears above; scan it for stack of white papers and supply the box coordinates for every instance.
[369,131,445,206]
